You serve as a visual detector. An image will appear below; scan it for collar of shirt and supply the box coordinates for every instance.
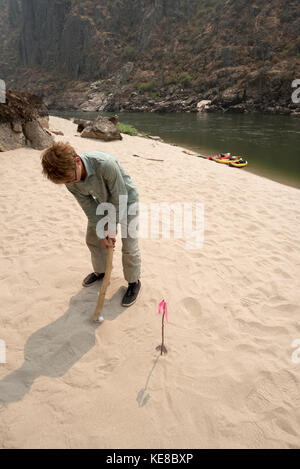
[80,153,94,179]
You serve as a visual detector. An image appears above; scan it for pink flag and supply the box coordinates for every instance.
[158,299,168,323]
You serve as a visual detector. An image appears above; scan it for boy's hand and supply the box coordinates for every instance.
[101,235,116,248]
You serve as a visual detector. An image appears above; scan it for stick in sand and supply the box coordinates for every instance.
[93,240,114,323]
[156,299,168,355]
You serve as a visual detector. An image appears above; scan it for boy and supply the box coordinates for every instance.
[41,141,141,306]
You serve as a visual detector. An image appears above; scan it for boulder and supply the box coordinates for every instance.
[79,93,110,112]
[81,116,122,141]
[38,116,50,129]
[75,119,92,133]
[228,104,246,113]
[24,121,54,150]
[0,122,26,151]
[221,87,245,106]
[0,90,49,125]
[197,100,211,112]
[108,115,119,126]
[0,89,53,151]
[12,121,23,133]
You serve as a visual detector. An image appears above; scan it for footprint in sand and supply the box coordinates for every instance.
[236,318,288,337]
[180,297,202,325]
[246,370,300,414]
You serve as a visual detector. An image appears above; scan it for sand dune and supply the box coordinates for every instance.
[0,116,300,448]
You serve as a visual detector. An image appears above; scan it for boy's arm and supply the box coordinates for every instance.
[66,185,99,227]
[101,160,128,224]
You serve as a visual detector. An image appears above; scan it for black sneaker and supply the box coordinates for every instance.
[82,272,105,287]
[122,280,142,307]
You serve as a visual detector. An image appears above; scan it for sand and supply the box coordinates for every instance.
[0,115,300,449]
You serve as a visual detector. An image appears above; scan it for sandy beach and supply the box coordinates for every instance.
[0,115,300,449]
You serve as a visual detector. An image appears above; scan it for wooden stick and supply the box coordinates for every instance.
[93,244,114,322]
[133,154,164,162]
[156,302,168,355]
[161,303,165,355]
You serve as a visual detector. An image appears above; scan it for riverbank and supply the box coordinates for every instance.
[0,116,300,449]
[51,110,300,191]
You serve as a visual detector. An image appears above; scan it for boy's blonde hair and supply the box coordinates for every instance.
[41,141,77,183]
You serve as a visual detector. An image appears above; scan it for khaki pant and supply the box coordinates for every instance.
[85,209,141,284]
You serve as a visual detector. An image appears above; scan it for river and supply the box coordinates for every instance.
[51,110,300,190]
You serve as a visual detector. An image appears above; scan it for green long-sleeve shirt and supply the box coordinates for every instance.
[66,151,139,228]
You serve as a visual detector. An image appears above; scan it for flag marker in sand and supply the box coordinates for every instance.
[156,299,168,355]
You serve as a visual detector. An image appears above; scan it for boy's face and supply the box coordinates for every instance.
[65,156,82,186]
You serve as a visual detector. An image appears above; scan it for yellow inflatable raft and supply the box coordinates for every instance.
[228,158,248,168]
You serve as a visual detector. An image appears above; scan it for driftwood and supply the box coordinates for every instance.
[133,154,164,162]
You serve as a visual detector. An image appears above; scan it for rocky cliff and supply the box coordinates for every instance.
[1,0,300,114]
[0,89,53,151]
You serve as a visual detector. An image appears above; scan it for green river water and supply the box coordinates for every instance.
[51,110,300,190]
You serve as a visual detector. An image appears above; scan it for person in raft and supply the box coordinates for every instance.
[41,142,142,307]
